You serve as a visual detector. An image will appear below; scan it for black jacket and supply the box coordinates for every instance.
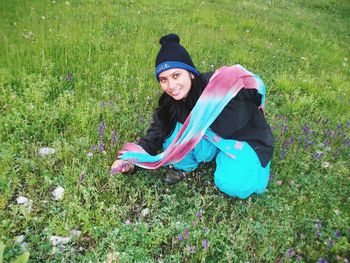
[138,72,274,167]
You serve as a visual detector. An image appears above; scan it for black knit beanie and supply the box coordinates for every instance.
[155,34,199,81]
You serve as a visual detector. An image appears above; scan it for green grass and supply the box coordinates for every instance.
[1,0,350,262]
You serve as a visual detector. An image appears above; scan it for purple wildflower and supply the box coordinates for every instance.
[90,145,97,151]
[79,172,85,183]
[286,248,295,258]
[315,219,322,228]
[304,140,313,149]
[202,227,208,233]
[98,143,105,153]
[280,150,287,160]
[184,228,190,239]
[317,258,328,263]
[333,230,341,238]
[66,72,73,81]
[314,151,324,159]
[195,211,202,219]
[281,124,287,135]
[125,219,131,225]
[316,230,322,239]
[98,121,106,140]
[202,239,208,249]
[303,124,311,135]
[178,234,184,241]
[112,129,118,146]
[327,238,335,247]
[187,245,196,254]
[100,101,106,108]
[323,139,329,145]
[109,100,113,107]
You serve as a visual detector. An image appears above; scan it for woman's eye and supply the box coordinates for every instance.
[173,73,179,79]
[160,78,167,83]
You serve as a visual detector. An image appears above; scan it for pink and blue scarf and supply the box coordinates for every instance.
[117,65,266,170]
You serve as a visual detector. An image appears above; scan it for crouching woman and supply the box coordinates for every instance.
[111,34,274,199]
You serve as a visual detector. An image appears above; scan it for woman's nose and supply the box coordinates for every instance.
[168,79,177,90]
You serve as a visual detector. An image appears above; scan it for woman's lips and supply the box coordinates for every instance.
[171,89,181,96]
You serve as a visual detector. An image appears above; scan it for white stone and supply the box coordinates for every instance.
[52,187,64,200]
[21,242,29,252]
[141,208,150,217]
[39,147,56,157]
[50,236,71,246]
[16,196,29,205]
[14,235,25,243]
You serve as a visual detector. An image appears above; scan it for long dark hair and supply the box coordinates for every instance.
[156,73,208,138]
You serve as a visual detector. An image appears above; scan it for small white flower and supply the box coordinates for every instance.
[322,161,330,168]
[52,187,64,200]
[50,236,70,246]
[87,152,93,157]
[106,252,120,262]
[70,230,81,238]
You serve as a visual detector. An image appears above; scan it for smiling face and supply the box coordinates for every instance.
[158,68,194,100]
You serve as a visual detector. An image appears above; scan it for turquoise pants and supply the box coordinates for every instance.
[163,122,270,199]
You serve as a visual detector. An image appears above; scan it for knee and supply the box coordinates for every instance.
[214,175,252,199]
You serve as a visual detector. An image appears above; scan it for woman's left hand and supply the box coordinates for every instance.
[110,159,135,175]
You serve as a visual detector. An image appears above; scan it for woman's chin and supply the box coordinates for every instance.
[170,93,184,100]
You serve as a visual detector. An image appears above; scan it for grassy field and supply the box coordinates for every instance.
[1,0,349,262]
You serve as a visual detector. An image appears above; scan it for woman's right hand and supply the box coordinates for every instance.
[110,159,135,175]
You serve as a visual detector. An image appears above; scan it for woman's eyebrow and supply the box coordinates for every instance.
[171,71,180,76]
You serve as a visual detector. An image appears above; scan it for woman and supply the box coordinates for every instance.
[111,34,274,199]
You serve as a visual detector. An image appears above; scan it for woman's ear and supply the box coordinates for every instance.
[190,73,194,79]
